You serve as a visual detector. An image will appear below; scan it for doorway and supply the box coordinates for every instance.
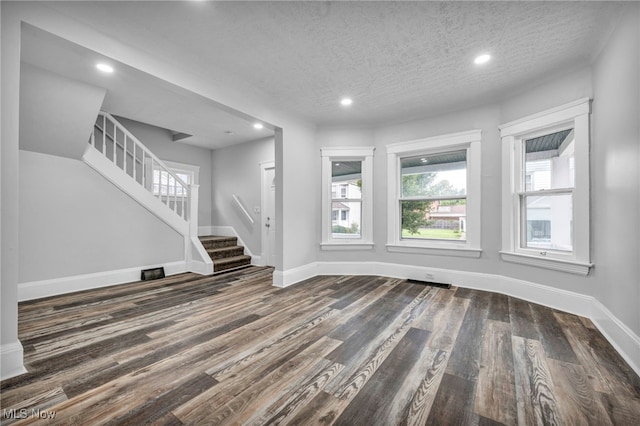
[261,162,276,267]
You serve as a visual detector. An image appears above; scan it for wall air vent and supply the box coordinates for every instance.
[141,267,165,281]
[406,279,451,289]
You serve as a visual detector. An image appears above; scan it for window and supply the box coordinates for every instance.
[499,98,592,275]
[152,169,191,197]
[386,130,482,257]
[400,150,467,241]
[321,147,375,249]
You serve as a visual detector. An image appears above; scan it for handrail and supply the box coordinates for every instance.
[233,194,255,225]
[89,111,189,220]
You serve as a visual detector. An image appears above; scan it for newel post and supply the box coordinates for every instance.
[186,184,200,265]
[189,184,199,238]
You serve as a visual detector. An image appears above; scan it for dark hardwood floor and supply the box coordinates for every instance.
[1,266,639,425]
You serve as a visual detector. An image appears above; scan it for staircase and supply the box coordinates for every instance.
[199,236,252,273]
[84,111,213,275]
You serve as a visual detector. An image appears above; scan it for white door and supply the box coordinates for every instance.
[262,165,276,266]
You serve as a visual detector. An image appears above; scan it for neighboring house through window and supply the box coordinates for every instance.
[499,98,592,275]
[321,146,375,250]
[386,130,482,257]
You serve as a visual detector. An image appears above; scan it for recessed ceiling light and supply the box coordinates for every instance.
[340,98,353,106]
[253,123,264,130]
[474,54,491,65]
[96,63,114,73]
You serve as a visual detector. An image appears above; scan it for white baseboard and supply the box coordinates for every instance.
[1,341,27,381]
[273,263,318,288]
[188,260,214,276]
[591,300,640,376]
[277,260,640,377]
[211,225,255,257]
[18,260,187,301]
[198,225,214,236]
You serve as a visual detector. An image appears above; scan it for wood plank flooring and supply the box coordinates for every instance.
[1,266,639,425]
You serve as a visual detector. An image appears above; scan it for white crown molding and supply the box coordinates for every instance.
[18,260,187,302]
[275,260,639,377]
[1,341,28,381]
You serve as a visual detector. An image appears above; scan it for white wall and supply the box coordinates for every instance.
[115,116,214,228]
[211,137,274,255]
[591,5,640,337]
[19,150,184,283]
[20,63,106,159]
[2,1,26,380]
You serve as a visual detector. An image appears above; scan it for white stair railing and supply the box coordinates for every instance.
[89,112,189,220]
[86,111,213,275]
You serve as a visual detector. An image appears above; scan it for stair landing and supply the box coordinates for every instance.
[199,236,252,273]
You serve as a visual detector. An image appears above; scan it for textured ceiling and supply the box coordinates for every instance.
[44,1,624,130]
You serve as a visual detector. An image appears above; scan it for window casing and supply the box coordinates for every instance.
[321,147,375,250]
[499,98,592,275]
[386,130,482,257]
[146,159,199,198]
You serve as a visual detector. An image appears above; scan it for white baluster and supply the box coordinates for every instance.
[102,114,106,155]
[112,120,116,164]
[132,144,137,183]
[123,134,127,175]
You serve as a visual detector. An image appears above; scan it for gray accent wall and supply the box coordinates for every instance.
[211,137,274,256]
[19,150,184,283]
[590,6,640,337]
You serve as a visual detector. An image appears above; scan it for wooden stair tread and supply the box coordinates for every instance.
[199,235,251,273]
[213,255,252,264]
[199,235,236,242]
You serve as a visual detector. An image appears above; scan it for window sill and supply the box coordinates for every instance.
[499,251,592,275]
[321,242,375,251]
[386,244,482,258]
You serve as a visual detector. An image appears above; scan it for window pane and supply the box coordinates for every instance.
[332,201,361,238]
[401,150,466,198]
[525,129,574,190]
[332,161,362,199]
[523,194,572,252]
[401,199,466,240]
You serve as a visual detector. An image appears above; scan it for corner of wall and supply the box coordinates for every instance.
[0,341,27,381]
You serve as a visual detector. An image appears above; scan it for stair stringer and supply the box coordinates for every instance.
[189,236,214,275]
[83,145,213,275]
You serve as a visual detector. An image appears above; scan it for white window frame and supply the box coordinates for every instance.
[386,130,482,257]
[321,146,375,250]
[145,159,199,198]
[499,98,592,275]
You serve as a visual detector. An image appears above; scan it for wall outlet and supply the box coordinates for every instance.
[425,273,435,281]
[253,206,261,214]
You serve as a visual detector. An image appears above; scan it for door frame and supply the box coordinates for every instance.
[260,161,276,266]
